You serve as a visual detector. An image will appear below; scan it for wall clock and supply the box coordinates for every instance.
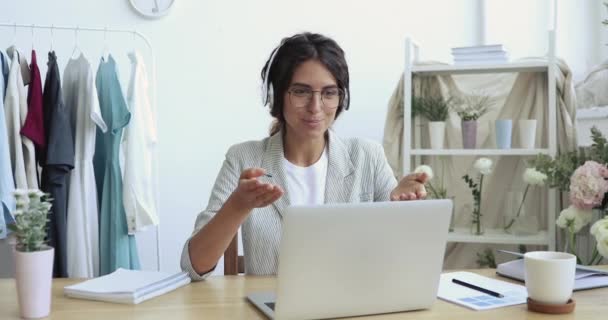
[129,0,175,19]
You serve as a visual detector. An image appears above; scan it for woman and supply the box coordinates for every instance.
[181,33,428,280]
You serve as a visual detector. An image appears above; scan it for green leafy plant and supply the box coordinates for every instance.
[463,174,483,235]
[417,96,453,122]
[476,248,497,268]
[451,94,491,121]
[528,127,607,192]
[410,95,422,119]
[529,127,608,265]
[8,190,53,252]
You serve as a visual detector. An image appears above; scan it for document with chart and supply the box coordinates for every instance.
[438,271,527,311]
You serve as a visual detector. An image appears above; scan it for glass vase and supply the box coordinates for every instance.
[503,191,539,235]
[470,219,484,235]
[448,196,456,232]
[470,204,484,235]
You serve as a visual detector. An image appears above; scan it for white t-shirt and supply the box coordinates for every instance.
[283,148,328,206]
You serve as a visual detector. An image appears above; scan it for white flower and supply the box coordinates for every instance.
[591,218,608,237]
[414,165,434,181]
[474,157,493,175]
[591,219,608,259]
[15,199,29,210]
[596,232,608,259]
[523,168,547,186]
[556,205,593,233]
[13,209,24,216]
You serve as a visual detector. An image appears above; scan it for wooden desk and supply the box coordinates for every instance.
[1,268,607,319]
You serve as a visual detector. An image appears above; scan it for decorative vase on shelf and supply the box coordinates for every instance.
[462,120,477,149]
[448,196,456,232]
[470,218,484,235]
[429,121,446,150]
[503,191,539,235]
[14,247,54,319]
[470,206,484,235]
[495,119,512,149]
[518,119,537,149]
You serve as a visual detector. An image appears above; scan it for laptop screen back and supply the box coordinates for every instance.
[273,200,452,319]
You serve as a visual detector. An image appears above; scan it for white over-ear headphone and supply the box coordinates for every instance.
[262,44,283,107]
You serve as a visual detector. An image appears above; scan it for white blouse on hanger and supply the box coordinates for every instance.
[63,54,107,278]
[4,48,37,189]
[122,51,158,234]
[0,51,15,239]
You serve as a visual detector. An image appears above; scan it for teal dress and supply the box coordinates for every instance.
[94,55,140,275]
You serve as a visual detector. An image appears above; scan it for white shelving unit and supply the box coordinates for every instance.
[447,228,549,246]
[410,149,550,156]
[403,32,557,250]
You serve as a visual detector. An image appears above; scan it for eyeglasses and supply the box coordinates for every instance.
[287,85,343,109]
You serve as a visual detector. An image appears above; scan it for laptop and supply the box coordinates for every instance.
[247,199,452,319]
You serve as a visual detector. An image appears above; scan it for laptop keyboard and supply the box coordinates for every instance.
[264,302,275,310]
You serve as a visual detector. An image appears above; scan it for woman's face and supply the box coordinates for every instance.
[282,59,340,141]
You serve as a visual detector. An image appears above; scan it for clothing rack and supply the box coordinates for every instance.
[0,22,161,272]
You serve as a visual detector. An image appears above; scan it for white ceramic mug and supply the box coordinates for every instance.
[524,251,576,305]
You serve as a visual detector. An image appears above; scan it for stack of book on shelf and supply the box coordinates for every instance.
[64,268,191,304]
[451,44,509,65]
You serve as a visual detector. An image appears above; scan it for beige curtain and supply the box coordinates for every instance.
[383,59,577,268]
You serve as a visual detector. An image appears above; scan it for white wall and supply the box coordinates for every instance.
[4,0,578,275]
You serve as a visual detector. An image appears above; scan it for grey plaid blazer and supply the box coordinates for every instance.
[180,130,398,280]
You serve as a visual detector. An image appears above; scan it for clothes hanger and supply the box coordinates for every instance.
[102,26,110,61]
[31,24,34,52]
[6,23,17,59]
[50,24,54,52]
[12,22,16,47]
[133,28,136,52]
[71,26,81,59]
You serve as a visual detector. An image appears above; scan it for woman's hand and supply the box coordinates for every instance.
[228,168,284,212]
[390,172,428,201]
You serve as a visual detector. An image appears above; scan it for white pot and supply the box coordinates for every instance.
[14,247,54,319]
[518,119,537,149]
[428,121,446,150]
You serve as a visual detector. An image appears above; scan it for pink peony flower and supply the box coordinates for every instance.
[569,161,608,210]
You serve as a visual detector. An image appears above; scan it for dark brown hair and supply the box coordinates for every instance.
[261,32,350,136]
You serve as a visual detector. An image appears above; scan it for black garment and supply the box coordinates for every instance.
[41,51,74,278]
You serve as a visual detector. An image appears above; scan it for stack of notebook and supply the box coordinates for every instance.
[64,268,191,304]
[496,258,608,291]
[451,44,509,65]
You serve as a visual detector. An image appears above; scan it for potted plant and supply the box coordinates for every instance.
[451,94,491,149]
[415,96,452,149]
[8,189,54,319]
[529,127,608,265]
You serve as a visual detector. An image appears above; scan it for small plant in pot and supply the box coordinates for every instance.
[451,94,492,149]
[415,96,452,149]
[8,189,54,319]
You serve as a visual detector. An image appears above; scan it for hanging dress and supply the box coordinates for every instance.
[4,48,37,189]
[21,50,46,174]
[0,50,15,239]
[63,54,107,278]
[123,51,159,234]
[42,51,75,277]
[94,54,140,275]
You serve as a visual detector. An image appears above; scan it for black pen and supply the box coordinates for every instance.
[452,278,504,298]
